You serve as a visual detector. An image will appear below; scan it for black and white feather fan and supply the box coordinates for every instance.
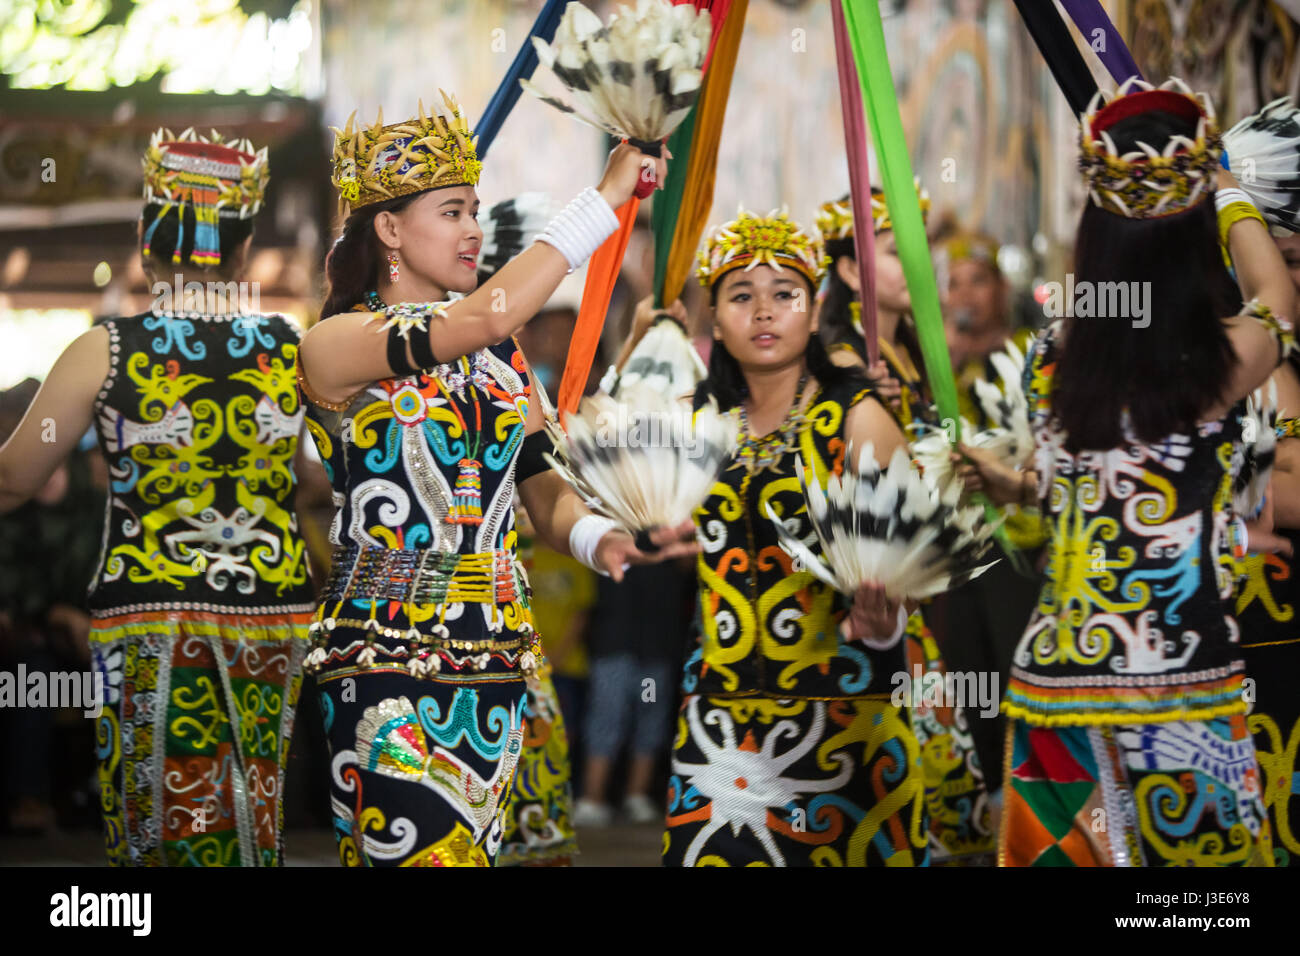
[1235,379,1279,520]
[543,382,737,534]
[1223,98,1300,233]
[520,0,711,149]
[767,443,999,602]
[599,315,705,399]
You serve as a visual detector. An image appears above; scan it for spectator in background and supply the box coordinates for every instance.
[573,558,696,826]
[0,379,105,835]
[926,231,1047,800]
[527,534,597,769]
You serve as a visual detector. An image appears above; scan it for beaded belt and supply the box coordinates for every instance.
[321,543,525,607]
[306,544,538,680]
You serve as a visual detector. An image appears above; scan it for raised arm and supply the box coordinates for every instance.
[0,325,108,513]
[1219,168,1298,406]
[300,144,665,406]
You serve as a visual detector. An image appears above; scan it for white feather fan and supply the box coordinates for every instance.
[767,443,999,602]
[1235,379,1279,520]
[477,193,558,285]
[520,0,711,146]
[599,315,706,399]
[543,381,738,534]
[1223,98,1300,232]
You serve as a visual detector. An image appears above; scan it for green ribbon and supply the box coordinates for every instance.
[652,106,699,308]
[840,0,958,430]
[840,0,1025,572]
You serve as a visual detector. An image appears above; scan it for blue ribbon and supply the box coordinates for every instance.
[475,0,566,159]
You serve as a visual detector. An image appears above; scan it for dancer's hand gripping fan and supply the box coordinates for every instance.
[542,382,738,541]
[766,443,1000,603]
[1235,379,1279,521]
[1222,98,1300,232]
[520,0,712,196]
[909,335,1036,492]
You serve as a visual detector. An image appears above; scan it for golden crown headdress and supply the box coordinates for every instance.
[331,91,482,214]
[816,181,930,242]
[1079,76,1221,219]
[141,127,269,267]
[697,207,829,288]
[938,232,1001,270]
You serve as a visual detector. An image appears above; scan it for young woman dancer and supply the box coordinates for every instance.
[295,96,693,866]
[0,129,315,866]
[957,79,1296,867]
[663,208,931,867]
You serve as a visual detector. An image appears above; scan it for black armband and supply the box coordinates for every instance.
[409,327,439,370]
[374,302,447,377]
[386,326,420,377]
[516,430,554,484]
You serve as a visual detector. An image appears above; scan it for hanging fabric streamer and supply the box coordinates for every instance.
[475,0,566,158]
[558,199,641,413]
[654,0,746,308]
[1010,0,1100,115]
[839,0,959,430]
[830,0,879,365]
[1058,0,1142,85]
[843,1,1025,568]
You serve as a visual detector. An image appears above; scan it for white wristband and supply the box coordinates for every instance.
[570,514,619,575]
[1214,187,1253,213]
[534,187,620,272]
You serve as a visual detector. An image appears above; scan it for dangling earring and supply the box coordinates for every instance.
[387,251,400,283]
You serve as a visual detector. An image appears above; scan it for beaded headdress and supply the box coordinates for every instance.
[816,180,931,241]
[141,128,269,268]
[1079,76,1221,219]
[331,91,482,214]
[697,207,829,288]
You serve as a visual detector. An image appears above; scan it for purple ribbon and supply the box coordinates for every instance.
[1058,0,1142,85]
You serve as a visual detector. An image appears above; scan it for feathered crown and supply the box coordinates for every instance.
[330,91,481,213]
[697,207,829,288]
[141,127,269,267]
[1079,76,1222,219]
[817,181,931,241]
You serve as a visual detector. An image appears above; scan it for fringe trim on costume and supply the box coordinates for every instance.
[90,608,312,644]
[1001,698,1248,727]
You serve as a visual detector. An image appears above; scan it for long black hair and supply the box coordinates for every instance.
[1053,111,1240,452]
[320,192,421,320]
[140,202,253,280]
[819,232,930,386]
[701,270,868,410]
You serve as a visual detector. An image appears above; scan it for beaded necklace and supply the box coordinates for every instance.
[365,290,487,525]
[735,374,809,474]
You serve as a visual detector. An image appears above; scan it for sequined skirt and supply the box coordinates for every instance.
[308,543,537,866]
[89,609,309,867]
[1000,716,1273,866]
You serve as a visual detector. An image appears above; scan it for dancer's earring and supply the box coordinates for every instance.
[387,251,400,283]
